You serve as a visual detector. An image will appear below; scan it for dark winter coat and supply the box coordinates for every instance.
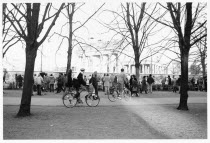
[141,79,147,91]
[147,77,154,84]
[77,72,86,86]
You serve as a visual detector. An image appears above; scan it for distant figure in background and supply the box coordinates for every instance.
[168,75,172,86]
[104,74,110,95]
[176,75,181,93]
[109,74,115,87]
[36,74,43,95]
[33,74,37,92]
[191,77,195,90]
[147,74,155,93]
[43,74,49,92]
[57,73,64,93]
[198,77,203,91]
[141,76,147,94]
[3,72,6,83]
[49,74,55,92]
[18,74,23,89]
[102,74,106,91]
[130,75,139,97]
[117,68,127,99]
[172,76,177,93]
[161,77,166,90]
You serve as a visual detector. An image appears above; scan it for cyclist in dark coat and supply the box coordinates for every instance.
[89,71,98,96]
[75,68,86,103]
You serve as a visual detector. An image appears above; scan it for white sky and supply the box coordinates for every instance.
[1,0,208,72]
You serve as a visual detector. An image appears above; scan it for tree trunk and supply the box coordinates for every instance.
[66,43,72,74]
[201,56,206,77]
[17,44,37,117]
[177,50,189,110]
[66,4,74,74]
[134,50,140,80]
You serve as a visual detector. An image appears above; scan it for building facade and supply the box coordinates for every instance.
[73,40,168,75]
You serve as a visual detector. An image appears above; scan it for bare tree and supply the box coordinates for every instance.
[2,4,23,57]
[194,22,207,77]
[4,3,65,117]
[146,2,207,110]
[99,3,167,80]
[49,3,105,74]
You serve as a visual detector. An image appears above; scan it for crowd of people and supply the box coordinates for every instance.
[3,68,207,100]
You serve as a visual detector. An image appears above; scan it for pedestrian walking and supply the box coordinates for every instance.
[36,74,43,95]
[172,76,177,92]
[57,73,64,93]
[177,75,181,93]
[130,75,139,96]
[117,68,127,99]
[141,76,147,94]
[49,74,55,92]
[161,77,166,90]
[104,74,110,95]
[147,74,155,93]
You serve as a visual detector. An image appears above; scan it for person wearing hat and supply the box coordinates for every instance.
[75,68,87,103]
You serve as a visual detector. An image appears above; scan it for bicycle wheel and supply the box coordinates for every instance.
[123,89,131,101]
[85,94,100,107]
[63,92,77,108]
[108,90,118,102]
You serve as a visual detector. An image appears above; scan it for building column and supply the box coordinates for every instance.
[116,54,118,73]
[107,55,110,73]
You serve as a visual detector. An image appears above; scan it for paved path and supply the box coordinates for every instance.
[3,90,207,106]
[3,90,207,139]
[3,96,207,106]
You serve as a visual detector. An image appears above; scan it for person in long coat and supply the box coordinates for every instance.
[141,76,147,94]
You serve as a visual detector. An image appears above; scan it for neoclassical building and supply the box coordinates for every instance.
[72,40,168,75]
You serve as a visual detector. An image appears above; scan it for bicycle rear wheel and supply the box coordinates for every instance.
[108,91,118,102]
[85,94,100,107]
[63,93,77,108]
[123,89,131,101]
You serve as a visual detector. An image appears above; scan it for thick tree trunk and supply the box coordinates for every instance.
[66,44,72,74]
[66,4,74,74]
[201,56,206,77]
[177,50,189,110]
[17,45,37,117]
[134,51,140,80]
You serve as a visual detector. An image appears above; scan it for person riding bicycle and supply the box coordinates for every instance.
[117,68,127,99]
[75,68,87,103]
[89,71,99,97]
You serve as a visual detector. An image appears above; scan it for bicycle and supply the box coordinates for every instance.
[62,86,100,108]
[108,83,131,102]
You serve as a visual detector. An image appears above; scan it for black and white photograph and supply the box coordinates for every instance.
[1,0,208,141]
